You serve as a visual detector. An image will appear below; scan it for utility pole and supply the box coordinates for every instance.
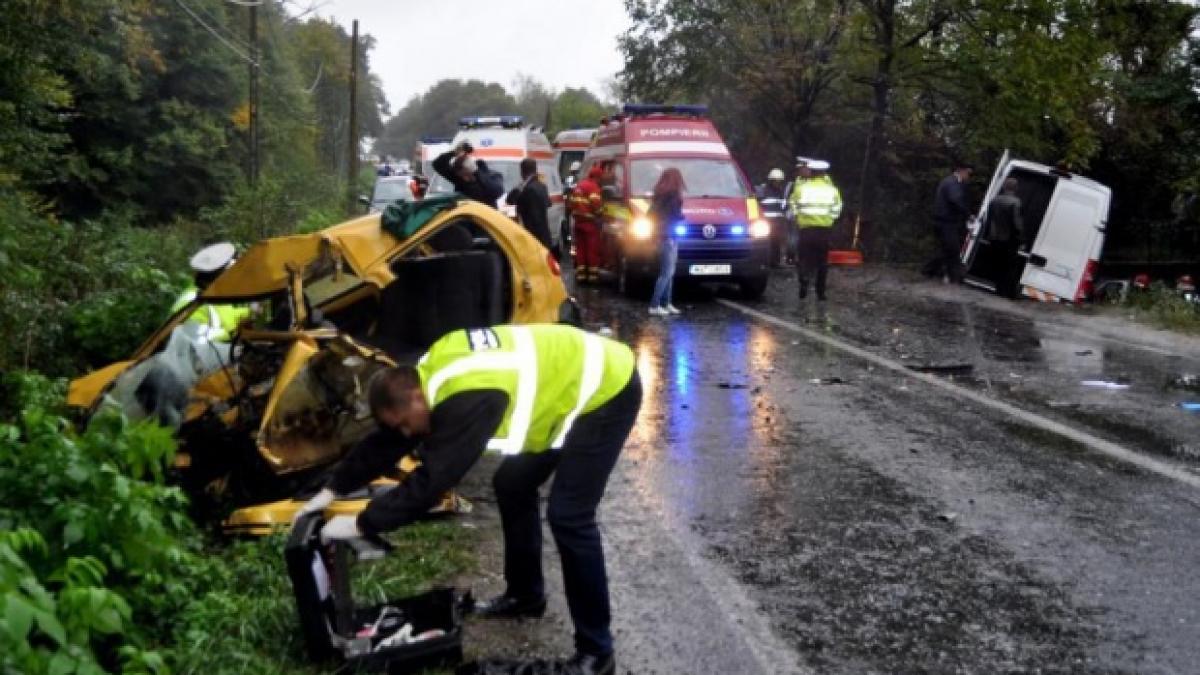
[346,19,360,214]
[248,3,259,187]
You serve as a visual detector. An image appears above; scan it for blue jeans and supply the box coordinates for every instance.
[649,238,678,308]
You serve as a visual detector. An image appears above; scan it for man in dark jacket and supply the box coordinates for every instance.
[506,158,553,250]
[924,161,974,282]
[985,177,1025,298]
[432,141,505,207]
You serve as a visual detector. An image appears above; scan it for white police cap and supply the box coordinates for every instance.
[808,159,831,171]
[795,156,813,167]
[189,242,236,274]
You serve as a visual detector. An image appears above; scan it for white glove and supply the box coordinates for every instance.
[292,487,335,525]
[320,515,361,544]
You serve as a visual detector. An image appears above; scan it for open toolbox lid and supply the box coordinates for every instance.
[285,513,466,672]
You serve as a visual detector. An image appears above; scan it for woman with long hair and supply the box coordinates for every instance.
[648,168,685,315]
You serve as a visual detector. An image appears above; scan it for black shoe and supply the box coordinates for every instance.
[564,652,615,675]
[473,593,546,619]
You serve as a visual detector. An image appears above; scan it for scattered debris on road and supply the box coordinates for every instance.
[1080,380,1131,390]
[1169,374,1200,393]
[810,377,848,385]
[907,363,975,375]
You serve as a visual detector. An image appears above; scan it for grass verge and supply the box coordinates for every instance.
[172,520,476,674]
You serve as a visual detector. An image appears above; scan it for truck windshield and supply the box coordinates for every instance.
[630,158,750,198]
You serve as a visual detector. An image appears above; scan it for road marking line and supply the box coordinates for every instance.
[718,298,1200,491]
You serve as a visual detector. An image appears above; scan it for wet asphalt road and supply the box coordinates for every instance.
[461,265,1200,674]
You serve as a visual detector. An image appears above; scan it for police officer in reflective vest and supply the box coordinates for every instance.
[169,242,251,342]
[788,159,843,300]
[297,324,641,675]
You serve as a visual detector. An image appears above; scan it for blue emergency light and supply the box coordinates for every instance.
[622,103,709,118]
[459,115,525,129]
[730,225,745,236]
[674,224,688,237]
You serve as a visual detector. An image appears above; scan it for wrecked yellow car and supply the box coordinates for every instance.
[68,200,576,534]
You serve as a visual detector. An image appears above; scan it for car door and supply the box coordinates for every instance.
[1019,179,1106,301]
[962,150,1011,289]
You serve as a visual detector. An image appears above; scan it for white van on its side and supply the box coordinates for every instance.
[962,150,1111,303]
[428,116,565,252]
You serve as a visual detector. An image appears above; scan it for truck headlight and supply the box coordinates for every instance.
[750,219,771,238]
[631,217,654,240]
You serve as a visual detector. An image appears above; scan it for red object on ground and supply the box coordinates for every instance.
[828,249,863,266]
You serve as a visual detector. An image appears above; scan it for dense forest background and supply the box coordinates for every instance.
[617,0,1200,264]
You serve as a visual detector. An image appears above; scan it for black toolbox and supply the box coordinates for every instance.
[285,512,465,673]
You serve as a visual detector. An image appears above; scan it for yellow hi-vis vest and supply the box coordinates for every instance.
[170,286,251,343]
[416,324,636,455]
[789,176,843,229]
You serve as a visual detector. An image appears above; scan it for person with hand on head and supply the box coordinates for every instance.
[294,324,642,675]
[432,141,505,207]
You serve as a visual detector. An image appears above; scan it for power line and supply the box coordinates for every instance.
[173,0,256,65]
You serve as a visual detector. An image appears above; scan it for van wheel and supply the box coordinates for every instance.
[739,275,769,300]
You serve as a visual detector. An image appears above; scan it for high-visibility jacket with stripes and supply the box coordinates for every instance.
[170,286,251,343]
[789,176,843,229]
[416,324,636,455]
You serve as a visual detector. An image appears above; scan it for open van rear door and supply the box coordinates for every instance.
[1020,177,1109,302]
[962,150,1011,292]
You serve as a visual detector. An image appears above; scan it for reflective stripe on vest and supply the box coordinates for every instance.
[425,326,538,455]
[550,331,604,449]
[792,180,841,228]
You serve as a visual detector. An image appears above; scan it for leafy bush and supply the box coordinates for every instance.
[2,374,477,674]
[0,374,194,672]
[1120,282,1200,333]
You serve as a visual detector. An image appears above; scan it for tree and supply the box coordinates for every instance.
[373,79,518,160]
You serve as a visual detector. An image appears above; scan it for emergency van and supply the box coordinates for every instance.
[962,150,1111,303]
[428,116,565,251]
[553,127,596,183]
[413,136,452,177]
[581,104,770,298]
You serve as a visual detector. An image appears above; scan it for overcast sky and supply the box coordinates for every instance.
[311,0,632,116]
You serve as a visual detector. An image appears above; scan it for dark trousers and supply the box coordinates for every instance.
[768,217,787,266]
[994,239,1023,298]
[923,219,966,281]
[492,371,643,657]
[796,227,831,298]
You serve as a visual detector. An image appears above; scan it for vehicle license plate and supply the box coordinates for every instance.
[689,264,732,276]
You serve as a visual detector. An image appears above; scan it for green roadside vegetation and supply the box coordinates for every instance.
[1,372,476,673]
[1116,284,1200,334]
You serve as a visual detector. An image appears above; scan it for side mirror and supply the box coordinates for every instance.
[358,195,370,206]
[602,185,621,201]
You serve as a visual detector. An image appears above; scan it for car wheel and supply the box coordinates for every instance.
[739,274,769,300]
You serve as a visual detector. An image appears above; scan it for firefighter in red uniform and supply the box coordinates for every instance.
[570,166,605,283]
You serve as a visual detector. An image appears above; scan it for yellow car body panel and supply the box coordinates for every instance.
[68,360,136,409]
[69,201,569,412]
[67,200,569,535]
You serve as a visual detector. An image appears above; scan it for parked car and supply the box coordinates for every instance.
[68,200,578,534]
[362,174,417,214]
